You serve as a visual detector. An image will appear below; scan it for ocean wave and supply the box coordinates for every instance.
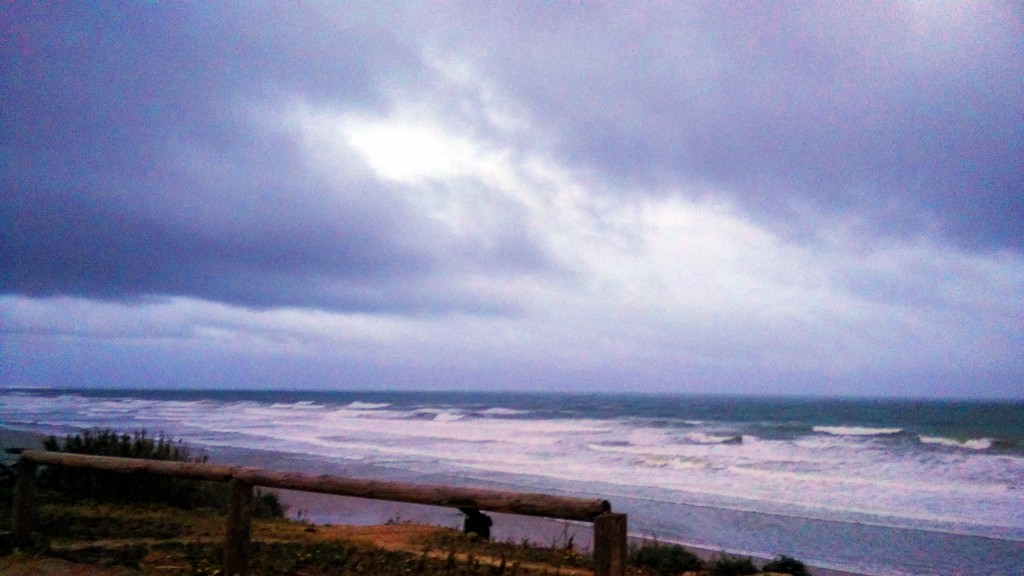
[346,401,391,410]
[813,426,903,437]
[641,456,710,470]
[477,407,530,416]
[682,432,744,445]
[586,442,651,455]
[269,401,322,409]
[411,408,466,420]
[600,440,633,447]
[433,412,466,422]
[919,436,993,450]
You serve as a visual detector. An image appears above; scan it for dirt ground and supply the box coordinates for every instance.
[0,554,138,576]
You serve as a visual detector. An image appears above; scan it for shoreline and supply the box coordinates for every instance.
[1,425,866,576]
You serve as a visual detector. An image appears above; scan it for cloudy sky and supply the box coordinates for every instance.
[2,2,1022,397]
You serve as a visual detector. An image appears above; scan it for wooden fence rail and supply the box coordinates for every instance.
[11,450,627,576]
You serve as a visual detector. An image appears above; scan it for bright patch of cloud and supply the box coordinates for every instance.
[344,120,477,184]
[287,102,513,185]
[257,80,1024,389]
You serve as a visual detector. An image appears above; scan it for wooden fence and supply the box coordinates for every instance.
[10,450,627,576]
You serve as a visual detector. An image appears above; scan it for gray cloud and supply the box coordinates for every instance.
[2,2,559,312]
[1,2,1022,396]
[415,2,1023,248]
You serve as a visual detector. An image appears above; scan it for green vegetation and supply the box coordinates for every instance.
[40,429,283,518]
[56,536,528,576]
[629,543,811,575]
[6,500,588,575]
[41,429,212,508]
[418,527,590,571]
[762,555,811,576]
[708,553,759,576]
[631,542,702,574]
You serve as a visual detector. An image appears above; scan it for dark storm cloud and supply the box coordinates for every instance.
[3,1,1021,319]
[420,2,1024,249]
[6,181,422,311]
[1,2,551,312]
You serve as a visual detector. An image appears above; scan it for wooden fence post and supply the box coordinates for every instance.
[224,478,253,576]
[12,458,37,546]
[593,512,627,576]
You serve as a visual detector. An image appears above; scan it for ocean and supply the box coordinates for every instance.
[1,389,1021,576]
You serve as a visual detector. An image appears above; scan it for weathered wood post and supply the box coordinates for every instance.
[224,478,253,576]
[593,512,627,576]
[12,456,37,546]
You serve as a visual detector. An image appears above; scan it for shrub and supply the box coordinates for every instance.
[254,488,286,518]
[40,429,282,517]
[44,429,199,462]
[762,555,811,576]
[41,429,209,507]
[631,543,703,574]
[708,554,759,576]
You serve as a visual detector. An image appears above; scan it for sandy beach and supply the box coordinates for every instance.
[0,427,46,452]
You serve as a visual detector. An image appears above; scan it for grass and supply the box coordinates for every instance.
[3,500,593,575]
[1,498,818,575]
[414,525,591,572]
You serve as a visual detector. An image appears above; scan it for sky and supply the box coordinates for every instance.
[2,2,1022,398]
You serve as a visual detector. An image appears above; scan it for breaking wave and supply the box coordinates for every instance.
[919,436,993,450]
[812,426,904,437]
[346,402,391,410]
[476,408,531,416]
[682,432,744,445]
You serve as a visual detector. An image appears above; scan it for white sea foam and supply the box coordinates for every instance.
[919,436,993,450]
[813,426,904,437]
[635,455,710,470]
[477,407,530,416]
[270,401,322,409]
[411,408,467,422]
[682,432,744,445]
[432,412,466,422]
[346,401,391,410]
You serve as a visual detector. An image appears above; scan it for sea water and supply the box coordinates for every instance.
[1,389,1021,576]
